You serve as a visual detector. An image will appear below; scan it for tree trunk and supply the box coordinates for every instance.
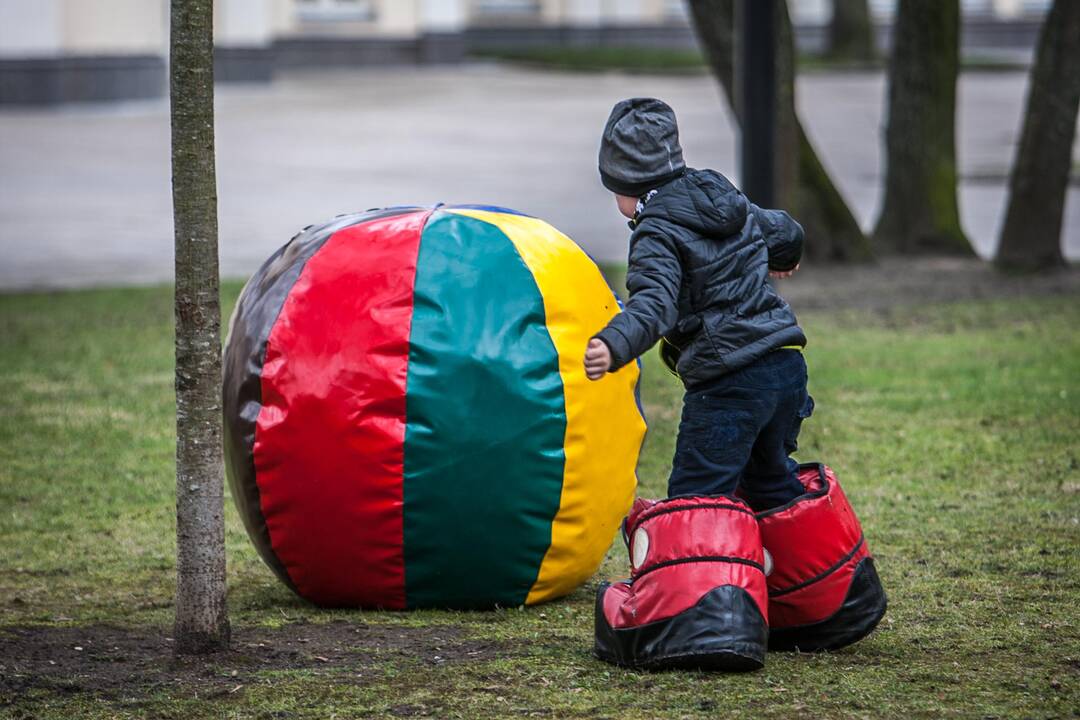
[995,0,1079,271]
[872,0,971,255]
[688,0,873,262]
[171,0,230,655]
[826,0,876,63]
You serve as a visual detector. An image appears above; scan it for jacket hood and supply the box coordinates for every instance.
[637,169,749,237]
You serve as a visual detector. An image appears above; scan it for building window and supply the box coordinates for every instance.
[296,0,376,22]
[664,0,689,21]
[472,0,542,18]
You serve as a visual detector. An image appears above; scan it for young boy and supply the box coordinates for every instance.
[583,97,812,512]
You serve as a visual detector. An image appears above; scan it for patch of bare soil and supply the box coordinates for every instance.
[779,257,1079,313]
[0,620,503,709]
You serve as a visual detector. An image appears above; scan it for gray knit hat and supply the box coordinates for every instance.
[598,98,686,197]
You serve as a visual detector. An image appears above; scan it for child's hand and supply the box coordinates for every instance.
[769,263,800,279]
[584,338,612,381]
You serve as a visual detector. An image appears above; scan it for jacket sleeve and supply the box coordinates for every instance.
[750,204,804,272]
[593,227,682,372]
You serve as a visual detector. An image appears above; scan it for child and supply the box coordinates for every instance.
[583,97,812,512]
[589,99,886,673]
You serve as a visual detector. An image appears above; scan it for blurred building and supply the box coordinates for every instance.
[0,0,469,104]
[0,0,1052,105]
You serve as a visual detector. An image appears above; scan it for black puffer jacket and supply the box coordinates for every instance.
[595,168,806,389]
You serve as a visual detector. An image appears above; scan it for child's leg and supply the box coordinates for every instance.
[741,352,814,511]
[668,371,774,498]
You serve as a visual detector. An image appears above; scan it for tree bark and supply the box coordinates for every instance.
[872,0,971,255]
[688,0,873,262]
[171,0,230,655]
[995,0,1079,271]
[826,0,876,63]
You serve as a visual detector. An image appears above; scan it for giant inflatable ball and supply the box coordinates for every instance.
[223,205,647,609]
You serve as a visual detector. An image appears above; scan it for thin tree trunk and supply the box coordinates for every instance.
[995,0,1079,271]
[826,0,876,63]
[872,0,971,255]
[171,0,230,655]
[688,0,873,262]
[774,0,799,211]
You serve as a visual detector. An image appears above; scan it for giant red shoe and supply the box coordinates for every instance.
[594,495,768,671]
[756,464,887,652]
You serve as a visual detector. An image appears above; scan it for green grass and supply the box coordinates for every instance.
[471,46,1027,75]
[470,46,709,74]
[1,282,1078,718]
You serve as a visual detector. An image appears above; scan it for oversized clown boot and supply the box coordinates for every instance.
[594,495,768,671]
[756,463,887,652]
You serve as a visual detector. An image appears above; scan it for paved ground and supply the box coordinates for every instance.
[0,64,1077,291]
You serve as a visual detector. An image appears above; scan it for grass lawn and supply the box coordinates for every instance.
[1,281,1078,719]
[469,46,710,74]
[468,46,1026,75]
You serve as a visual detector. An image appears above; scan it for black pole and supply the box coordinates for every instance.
[739,0,777,207]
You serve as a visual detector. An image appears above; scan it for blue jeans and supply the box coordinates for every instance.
[668,349,813,511]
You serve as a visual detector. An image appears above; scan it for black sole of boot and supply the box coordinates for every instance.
[768,558,888,653]
[595,584,768,671]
